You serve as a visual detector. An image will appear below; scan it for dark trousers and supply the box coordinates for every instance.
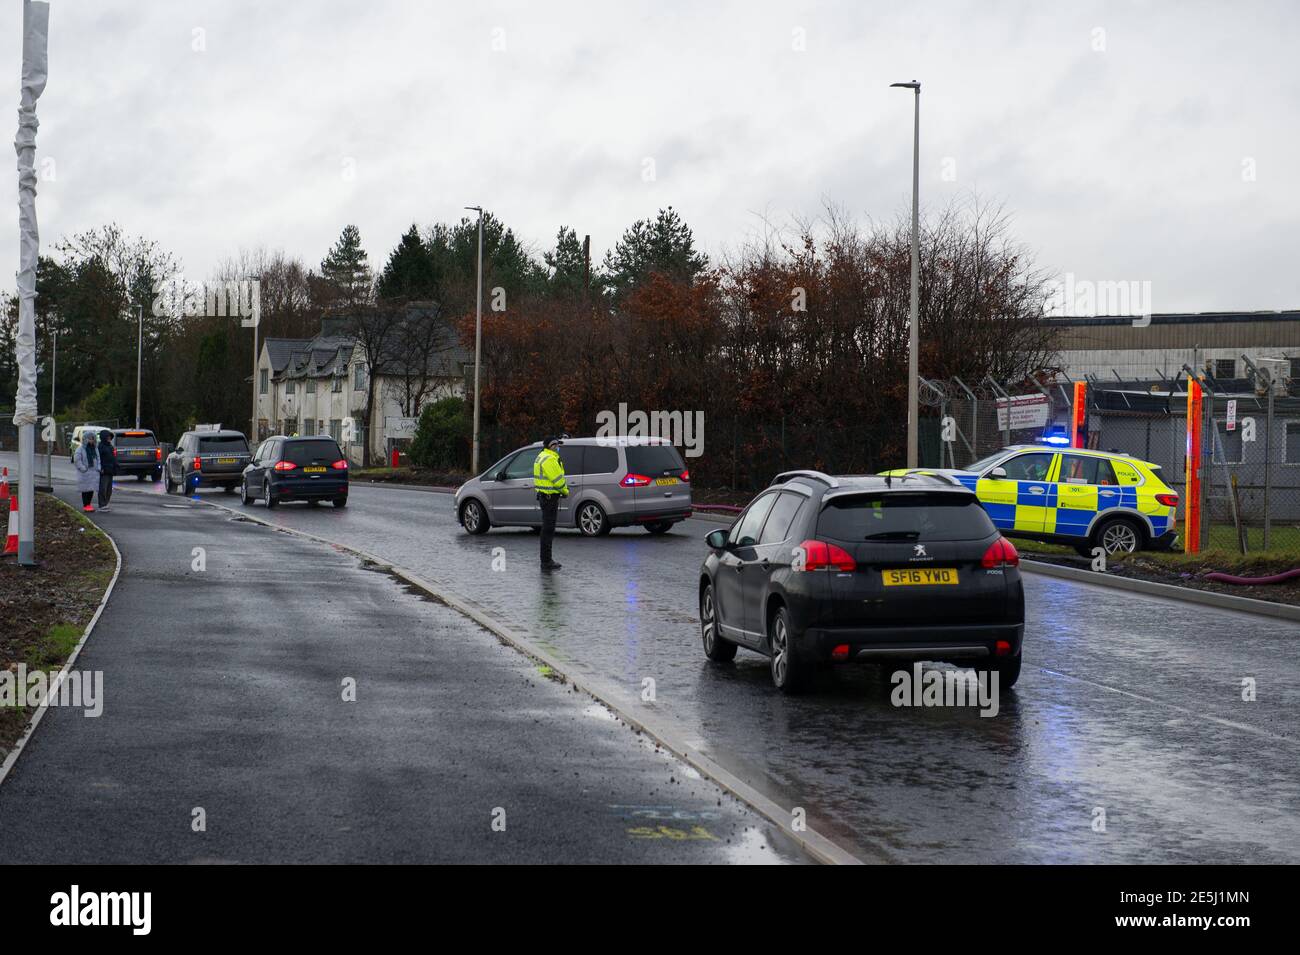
[538,493,560,564]
[98,472,114,507]
[81,491,94,507]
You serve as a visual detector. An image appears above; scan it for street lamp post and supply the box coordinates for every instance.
[891,80,921,468]
[465,205,484,474]
[134,303,143,429]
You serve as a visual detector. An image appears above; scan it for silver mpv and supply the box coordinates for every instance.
[454,436,692,536]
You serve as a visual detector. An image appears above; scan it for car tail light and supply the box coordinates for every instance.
[995,640,1011,657]
[192,456,202,470]
[831,644,850,661]
[679,469,690,483]
[620,473,651,487]
[155,448,162,460]
[273,460,297,471]
[981,537,1019,568]
[1155,493,1179,507]
[331,459,348,470]
[796,539,857,572]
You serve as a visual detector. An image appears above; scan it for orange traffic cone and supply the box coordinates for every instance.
[0,466,9,502]
[2,492,17,556]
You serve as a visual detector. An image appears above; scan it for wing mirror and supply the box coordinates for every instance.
[705,529,730,551]
[988,466,1008,479]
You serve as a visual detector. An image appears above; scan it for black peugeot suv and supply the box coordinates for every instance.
[698,470,1025,693]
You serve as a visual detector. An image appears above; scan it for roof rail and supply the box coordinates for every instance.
[771,470,839,488]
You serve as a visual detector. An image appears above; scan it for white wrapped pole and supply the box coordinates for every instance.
[13,1,50,565]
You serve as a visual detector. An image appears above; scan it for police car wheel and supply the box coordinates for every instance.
[577,502,608,537]
[1095,517,1142,555]
[700,583,737,662]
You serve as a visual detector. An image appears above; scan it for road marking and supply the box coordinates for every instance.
[1039,666,1295,745]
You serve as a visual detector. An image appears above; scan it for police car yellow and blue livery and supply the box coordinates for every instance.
[883,446,1180,555]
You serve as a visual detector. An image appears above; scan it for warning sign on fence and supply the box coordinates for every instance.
[995,394,1051,431]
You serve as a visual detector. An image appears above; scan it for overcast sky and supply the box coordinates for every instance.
[3,0,1298,312]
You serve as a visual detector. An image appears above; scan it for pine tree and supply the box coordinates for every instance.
[376,225,437,303]
[319,224,373,309]
[602,207,707,298]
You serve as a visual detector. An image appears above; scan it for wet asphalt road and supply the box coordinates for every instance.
[0,470,804,863]
[8,453,1300,862]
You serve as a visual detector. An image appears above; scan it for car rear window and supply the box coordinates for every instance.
[114,431,156,447]
[198,436,249,453]
[817,492,995,542]
[283,439,342,465]
[625,444,685,476]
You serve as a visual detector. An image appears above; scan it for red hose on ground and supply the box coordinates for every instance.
[1203,568,1300,586]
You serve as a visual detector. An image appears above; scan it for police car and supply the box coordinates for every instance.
[884,446,1179,555]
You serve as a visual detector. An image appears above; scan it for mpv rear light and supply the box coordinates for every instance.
[155,448,162,460]
[620,473,651,487]
[796,539,856,572]
[679,469,690,483]
[331,459,348,470]
[192,456,202,470]
[1155,493,1179,507]
[273,460,297,471]
[981,537,1019,569]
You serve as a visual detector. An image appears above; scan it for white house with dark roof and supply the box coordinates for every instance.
[254,309,472,464]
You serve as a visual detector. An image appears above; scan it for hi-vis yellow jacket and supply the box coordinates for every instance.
[533,447,569,496]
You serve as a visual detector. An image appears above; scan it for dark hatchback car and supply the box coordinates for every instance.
[698,470,1025,693]
[241,435,348,508]
[109,429,163,481]
[165,429,252,494]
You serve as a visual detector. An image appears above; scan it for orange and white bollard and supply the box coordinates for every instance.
[3,491,18,556]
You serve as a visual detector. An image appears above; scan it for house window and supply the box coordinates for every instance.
[1290,357,1300,384]
[1214,358,1235,380]
[259,368,268,395]
[354,365,366,391]
[332,376,342,393]
[283,418,298,435]
[286,379,296,395]
[306,378,316,394]
[257,418,269,441]
[330,419,342,443]
[1286,422,1300,464]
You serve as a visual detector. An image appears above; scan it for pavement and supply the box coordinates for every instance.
[0,470,806,863]
[5,450,1299,863]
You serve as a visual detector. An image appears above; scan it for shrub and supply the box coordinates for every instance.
[408,396,471,470]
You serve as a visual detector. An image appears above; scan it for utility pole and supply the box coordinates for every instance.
[251,309,259,442]
[465,206,484,474]
[891,80,922,468]
[135,303,143,428]
[46,325,55,487]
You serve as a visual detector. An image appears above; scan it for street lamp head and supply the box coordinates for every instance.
[890,81,921,90]
[465,205,482,213]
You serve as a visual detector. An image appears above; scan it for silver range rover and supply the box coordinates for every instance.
[454,436,693,536]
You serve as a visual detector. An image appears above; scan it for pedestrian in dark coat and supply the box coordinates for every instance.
[97,429,117,510]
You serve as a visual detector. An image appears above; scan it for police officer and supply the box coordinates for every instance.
[533,435,568,571]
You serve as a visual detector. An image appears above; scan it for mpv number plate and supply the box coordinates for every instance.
[303,466,327,473]
[654,477,678,486]
[883,568,959,586]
